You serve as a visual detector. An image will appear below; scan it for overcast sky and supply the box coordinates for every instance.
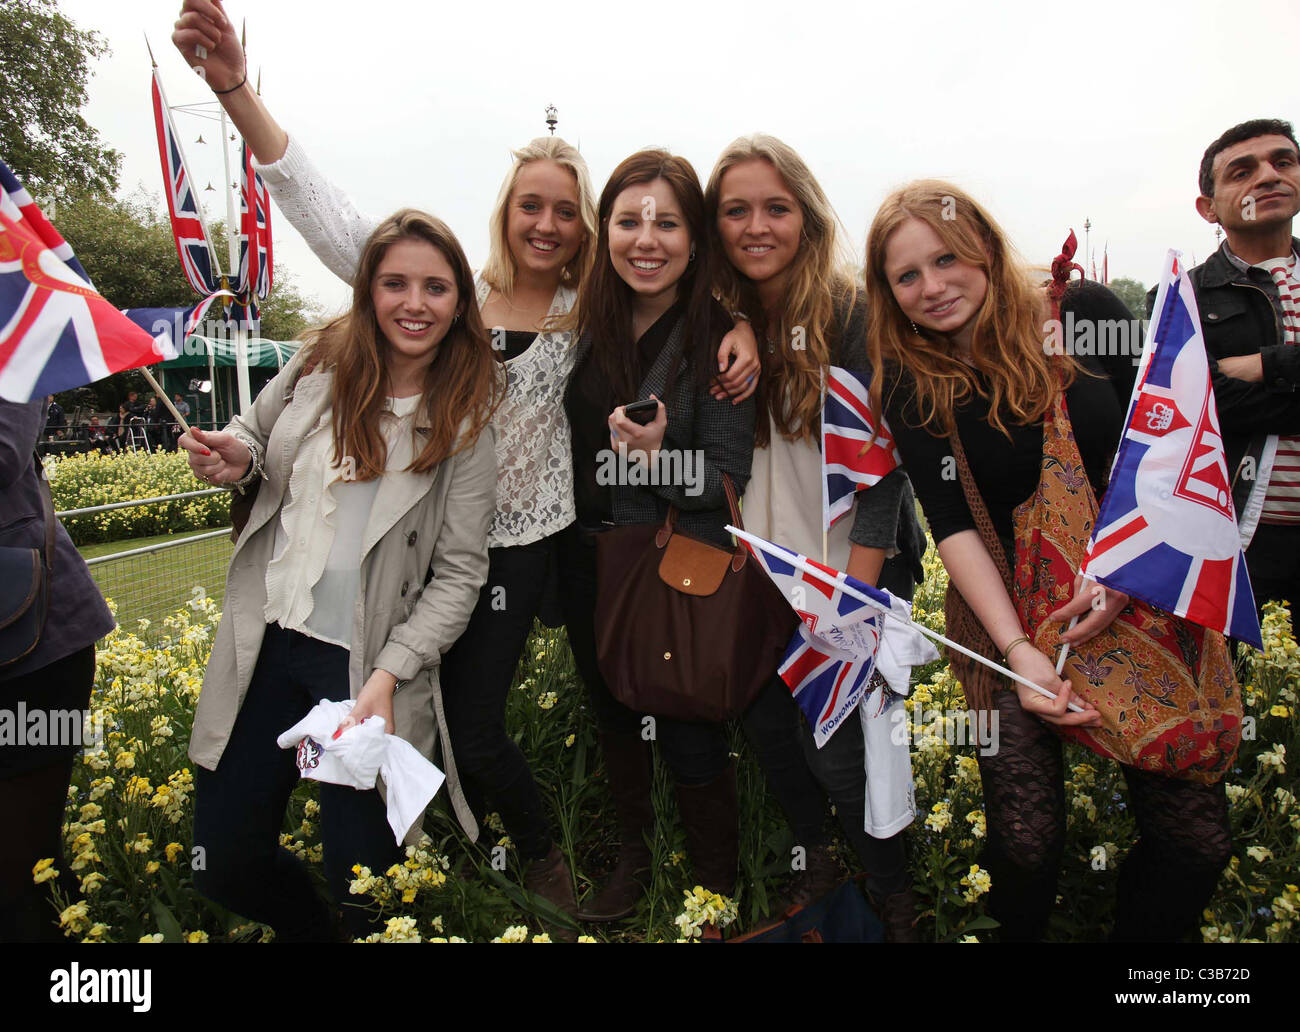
[56,0,1300,320]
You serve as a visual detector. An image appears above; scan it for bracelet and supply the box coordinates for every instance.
[213,69,248,95]
[1002,634,1032,664]
[227,429,264,493]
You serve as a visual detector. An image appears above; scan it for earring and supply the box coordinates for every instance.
[688,247,696,262]
[909,320,920,335]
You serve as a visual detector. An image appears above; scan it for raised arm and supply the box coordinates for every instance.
[172,0,377,283]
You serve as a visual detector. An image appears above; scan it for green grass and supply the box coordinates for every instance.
[77,527,225,562]
[81,529,233,630]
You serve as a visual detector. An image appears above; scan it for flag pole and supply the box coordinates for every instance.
[139,365,191,437]
[728,525,1087,712]
[819,367,829,565]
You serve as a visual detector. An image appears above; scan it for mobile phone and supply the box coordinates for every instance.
[622,399,659,426]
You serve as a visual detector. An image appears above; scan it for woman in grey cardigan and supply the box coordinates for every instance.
[0,400,114,941]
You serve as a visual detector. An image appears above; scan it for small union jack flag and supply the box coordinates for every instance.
[152,67,219,297]
[1081,249,1261,648]
[730,526,917,746]
[236,141,273,317]
[0,159,163,402]
[822,365,901,530]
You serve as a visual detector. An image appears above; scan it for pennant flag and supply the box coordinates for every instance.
[0,159,165,402]
[152,67,219,297]
[1080,250,1261,649]
[731,526,919,746]
[821,365,902,530]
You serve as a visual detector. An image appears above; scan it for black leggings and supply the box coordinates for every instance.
[977,688,1232,942]
[741,675,908,898]
[439,534,560,861]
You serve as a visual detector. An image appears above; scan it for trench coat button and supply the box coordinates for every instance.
[407,531,417,546]
[401,582,410,597]
[663,651,671,660]
[1206,312,1220,320]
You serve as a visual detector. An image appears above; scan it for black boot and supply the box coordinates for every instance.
[674,764,740,898]
[576,732,654,922]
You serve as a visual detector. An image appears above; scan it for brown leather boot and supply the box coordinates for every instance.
[523,844,579,942]
[870,887,922,943]
[576,732,654,922]
[788,842,844,909]
[674,763,740,898]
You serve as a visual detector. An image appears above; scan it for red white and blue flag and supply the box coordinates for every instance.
[1080,249,1261,649]
[151,67,219,298]
[0,159,165,402]
[822,366,902,530]
[235,140,273,319]
[729,525,917,746]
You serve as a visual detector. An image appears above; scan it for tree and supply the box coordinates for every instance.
[0,0,120,197]
[52,191,321,413]
[1108,277,1149,322]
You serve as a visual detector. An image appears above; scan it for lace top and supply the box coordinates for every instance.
[255,135,577,547]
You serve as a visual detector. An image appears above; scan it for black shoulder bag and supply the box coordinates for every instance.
[0,450,57,667]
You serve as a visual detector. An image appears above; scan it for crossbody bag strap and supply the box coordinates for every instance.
[35,450,56,572]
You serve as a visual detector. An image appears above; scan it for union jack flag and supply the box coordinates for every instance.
[822,366,902,530]
[1080,249,1261,649]
[236,140,273,317]
[152,67,219,297]
[0,159,163,402]
[730,526,916,746]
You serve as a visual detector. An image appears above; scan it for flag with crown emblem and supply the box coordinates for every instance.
[1080,249,1261,648]
[0,158,166,402]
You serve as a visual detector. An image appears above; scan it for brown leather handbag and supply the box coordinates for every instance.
[594,475,799,723]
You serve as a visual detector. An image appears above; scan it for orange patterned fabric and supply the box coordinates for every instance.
[1011,383,1241,784]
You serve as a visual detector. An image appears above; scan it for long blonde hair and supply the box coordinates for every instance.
[705,134,856,446]
[864,180,1073,439]
[480,136,598,297]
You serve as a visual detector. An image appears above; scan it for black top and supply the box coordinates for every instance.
[567,302,685,525]
[885,280,1140,544]
[497,330,536,364]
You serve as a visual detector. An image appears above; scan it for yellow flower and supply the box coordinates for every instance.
[79,871,106,894]
[138,933,164,943]
[32,858,58,884]
[59,902,90,934]
[492,925,530,943]
[145,861,161,874]
[960,864,992,903]
[564,734,576,748]
[165,842,185,863]
[184,930,209,943]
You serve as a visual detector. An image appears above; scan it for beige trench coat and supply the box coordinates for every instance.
[187,348,496,843]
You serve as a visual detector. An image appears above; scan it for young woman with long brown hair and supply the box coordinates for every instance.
[864,180,1232,941]
[705,135,930,938]
[562,149,756,920]
[179,209,500,941]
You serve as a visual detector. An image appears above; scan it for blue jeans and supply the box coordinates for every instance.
[192,624,401,941]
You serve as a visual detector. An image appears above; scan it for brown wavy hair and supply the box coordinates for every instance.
[571,149,723,401]
[706,134,856,446]
[864,180,1073,439]
[303,209,502,480]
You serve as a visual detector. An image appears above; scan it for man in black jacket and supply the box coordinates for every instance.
[1183,118,1300,617]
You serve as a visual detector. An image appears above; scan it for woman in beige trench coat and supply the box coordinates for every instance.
[179,209,500,941]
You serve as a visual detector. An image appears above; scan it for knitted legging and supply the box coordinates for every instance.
[976,688,1232,942]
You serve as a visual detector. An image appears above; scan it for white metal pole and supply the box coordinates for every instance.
[219,107,251,414]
